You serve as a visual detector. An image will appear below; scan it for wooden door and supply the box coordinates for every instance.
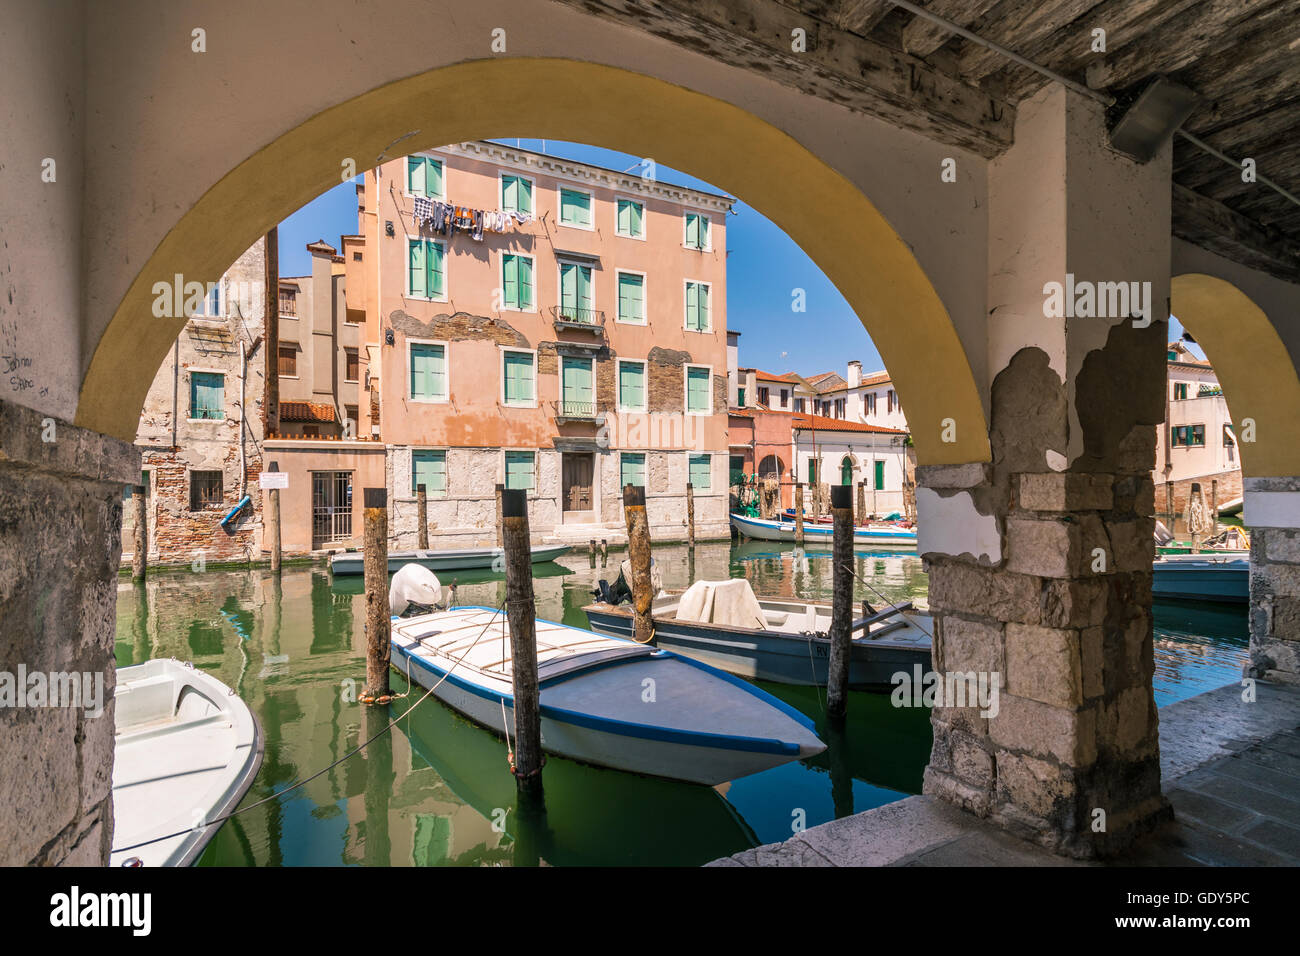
[562,454,594,512]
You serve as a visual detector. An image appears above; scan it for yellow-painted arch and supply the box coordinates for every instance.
[1172,273,1300,477]
[77,57,990,466]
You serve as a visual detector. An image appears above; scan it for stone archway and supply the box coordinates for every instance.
[75,57,988,470]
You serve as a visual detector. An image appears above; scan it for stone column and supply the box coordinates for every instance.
[918,83,1172,858]
[0,398,141,865]
[1244,477,1300,681]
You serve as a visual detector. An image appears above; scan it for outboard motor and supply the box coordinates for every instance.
[389,564,443,617]
[591,557,663,606]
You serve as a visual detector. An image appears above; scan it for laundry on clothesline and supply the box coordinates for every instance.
[411,197,534,240]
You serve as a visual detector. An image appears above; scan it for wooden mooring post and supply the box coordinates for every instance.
[495,483,504,547]
[826,484,854,719]
[622,484,654,645]
[857,479,866,521]
[1211,478,1219,531]
[417,487,428,550]
[794,482,805,547]
[501,488,543,795]
[267,459,281,574]
[132,484,147,581]
[686,481,696,548]
[362,488,391,702]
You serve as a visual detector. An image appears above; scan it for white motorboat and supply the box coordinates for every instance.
[110,659,263,867]
[329,543,569,576]
[730,512,917,547]
[389,606,826,785]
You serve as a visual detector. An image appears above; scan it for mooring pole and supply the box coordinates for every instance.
[502,488,543,795]
[1165,480,1174,534]
[495,483,505,548]
[794,482,805,546]
[417,487,428,550]
[600,538,608,563]
[827,484,854,719]
[623,484,654,645]
[362,488,390,702]
[132,484,148,581]
[686,481,696,549]
[857,479,866,522]
[1211,478,1219,532]
[267,459,281,574]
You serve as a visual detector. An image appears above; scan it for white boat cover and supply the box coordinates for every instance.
[675,578,768,631]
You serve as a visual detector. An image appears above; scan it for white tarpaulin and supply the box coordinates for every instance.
[675,579,767,631]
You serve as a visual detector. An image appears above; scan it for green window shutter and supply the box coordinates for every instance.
[689,454,711,490]
[561,189,590,226]
[425,158,443,198]
[685,282,698,330]
[619,361,645,409]
[874,460,885,490]
[503,351,534,405]
[503,254,518,309]
[517,256,533,309]
[427,241,444,298]
[503,176,532,215]
[412,450,447,495]
[621,453,646,489]
[630,201,642,236]
[687,367,709,412]
[518,178,532,215]
[577,266,592,314]
[698,216,709,249]
[696,284,710,330]
[808,459,818,484]
[505,451,535,491]
[190,372,225,419]
[560,263,588,318]
[409,240,426,297]
[618,273,643,322]
[561,357,594,414]
[410,343,446,399]
[685,214,698,249]
[407,156,425,196]
[618,199,643,236]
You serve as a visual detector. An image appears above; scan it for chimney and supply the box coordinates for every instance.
[847,360,861,389]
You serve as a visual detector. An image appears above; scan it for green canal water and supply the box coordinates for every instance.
[114,539,1247,866]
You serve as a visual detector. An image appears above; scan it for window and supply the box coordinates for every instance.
[559,187,592,228]
[345,348,359,382]
[1224,424,1236,447]
[779,388,789,407]
[685,213,710,250]
[501,174,533,216]
[618,359,647,411]
[352,252,362,261]
[1171,424,1207,448]
[738,387,746,406]
[794,397,804,413]
[412,450,447,496]
[123,470,151,501]
[1174,382,1189,400]
[502,253,535,311]
[840,456,853,485]
[199,283,222,317]
[620,452,646,489]
[1167,349,1178,361]
[560,356,595,417]
[887,389,896,413]
[502,349,536,406]
[685,281,711,331]
[874,460,885,490]
[278,288,297,315]
[409,341,448,401]
[344,405,358,436]
[1189,424,1206,446]
[758,386,770,406]
[617,198,644,238]
[558,261,593,321]
[408,239,446,299]
[189,470,223,510]
[686,365,711,414]
[617,271,645,324]
[865,393,877,415]
[407,155,444,199]
[689,454,711,490]
[835,398,845,418]
[807,459,818,484]
[278,344,297,377]
[190,371,225,420]
[504,451,536,491]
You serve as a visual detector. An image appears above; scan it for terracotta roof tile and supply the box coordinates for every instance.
[791,413,907,435]
[279,401,337,423]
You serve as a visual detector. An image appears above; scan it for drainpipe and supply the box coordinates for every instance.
[240,338,247,496]
[171,338,179,450]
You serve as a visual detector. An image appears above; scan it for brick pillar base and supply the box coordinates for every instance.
[919,464,1171,858]
[0,399,139,865]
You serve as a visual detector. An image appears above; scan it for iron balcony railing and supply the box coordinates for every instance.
[549,305,606,331]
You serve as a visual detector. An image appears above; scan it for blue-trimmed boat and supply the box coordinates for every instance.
[389,606,826,785]
[730,512,917,548]
[1152,553,1249,603]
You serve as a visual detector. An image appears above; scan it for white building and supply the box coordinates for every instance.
[1156,341,1238,489]
[790,414,910,515]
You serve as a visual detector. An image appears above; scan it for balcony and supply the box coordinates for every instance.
[551,399,607,425]
[550,305,606,335]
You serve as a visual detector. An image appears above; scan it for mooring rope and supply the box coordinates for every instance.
[111,596,509,859]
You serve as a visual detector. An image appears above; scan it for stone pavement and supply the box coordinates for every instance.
[708,680,1300,866]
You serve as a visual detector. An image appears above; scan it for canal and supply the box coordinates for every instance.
[114,539,1248,866]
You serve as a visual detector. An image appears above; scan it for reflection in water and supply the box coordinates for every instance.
[114,539,1246,866]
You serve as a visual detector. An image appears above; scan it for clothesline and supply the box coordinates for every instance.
[411,196,534,242]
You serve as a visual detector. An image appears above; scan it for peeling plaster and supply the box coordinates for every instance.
[916,486,1002,563]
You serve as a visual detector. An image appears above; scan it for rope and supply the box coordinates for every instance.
[111,596,508,858]
[836,559,935,642]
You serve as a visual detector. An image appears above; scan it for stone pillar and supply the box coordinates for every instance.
[918,83,1172,858]
[0,398,140,865]
[1244,477,1300,681]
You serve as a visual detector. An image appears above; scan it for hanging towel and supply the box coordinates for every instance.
[412,196,431,227]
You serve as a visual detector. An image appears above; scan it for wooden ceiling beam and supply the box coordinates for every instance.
[900,0,1002,57]
[1173,183,1300,284]
[955,0,1106,82]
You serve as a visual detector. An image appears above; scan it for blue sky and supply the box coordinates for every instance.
[276,138,1197,374]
